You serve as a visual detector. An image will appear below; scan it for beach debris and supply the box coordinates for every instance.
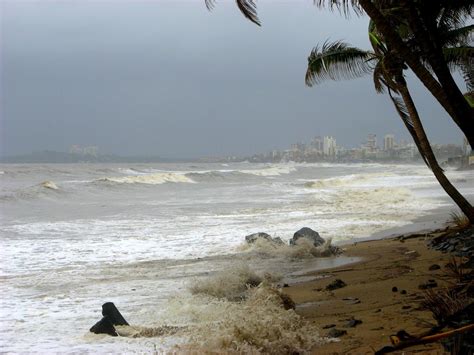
[391,286,398,292]
[326,279,347,291]
[90,302,129,336]
[429,226,474,259]
[342,297,360,305]
[327,328,347,338]
[429,264,441,271]
[343,317,362,328]
[418,280,438,290]
[290,227,325,247]
[374,324,474,354]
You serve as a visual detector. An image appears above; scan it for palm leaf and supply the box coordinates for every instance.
[387,89,431,169]
[305,40,374,86]
[205,0,260,26]
[312,0,364,18]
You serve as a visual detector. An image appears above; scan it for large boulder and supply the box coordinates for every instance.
[290,227,325,247]
[245,232,273,244]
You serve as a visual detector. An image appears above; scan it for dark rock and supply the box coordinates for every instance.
[418,280,438,290]
[343,297,361,304]
[245,232,272,244]
[272,237,285,245]
[279,293,296,310]
[400,290,407,295]
[402,305,411,310]
[325,279,347,291]
[327,328,347,338]
[429,264,441,271]
[392,286,398,292]
[102,302,129,326]
[322,324,336,329]
[290,227,325,247]
[283,283,289,288]
[90,316,118,336]
[344,318,362,328]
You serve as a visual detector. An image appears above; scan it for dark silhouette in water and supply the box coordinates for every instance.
[90,302,129,336]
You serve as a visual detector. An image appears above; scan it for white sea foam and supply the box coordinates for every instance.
[41,180,59,190]
[99,172,195,185]
[2,162,472,353]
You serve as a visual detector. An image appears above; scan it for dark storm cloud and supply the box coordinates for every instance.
[0,0,465,158]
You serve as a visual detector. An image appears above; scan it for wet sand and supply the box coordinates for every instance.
[283,228,457,354]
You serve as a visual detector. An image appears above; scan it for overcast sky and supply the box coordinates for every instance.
[0,0,467,158]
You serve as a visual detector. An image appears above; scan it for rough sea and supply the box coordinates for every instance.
[1,162,473,353]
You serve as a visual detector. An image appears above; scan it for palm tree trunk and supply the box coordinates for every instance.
[402,1,474,139]
[358,0,474,147]
[395,77,474,224]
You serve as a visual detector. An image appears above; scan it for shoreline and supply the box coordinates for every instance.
[282,219,461,354]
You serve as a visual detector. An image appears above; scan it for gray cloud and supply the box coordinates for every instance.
[1,0,465,158]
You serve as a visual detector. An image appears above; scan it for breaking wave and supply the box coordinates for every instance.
[189,264,281,301]
[40,180,59,190]
[0,180,63,201]
[154,283,327,353]
[98,172,195,185]
[239,238,341,259]
[304,172,394,189]
[97,165,297,185]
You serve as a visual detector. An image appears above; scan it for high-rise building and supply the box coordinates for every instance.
[463,136,471,156]
[366,134,377,152]
[384,134,395,151]
[311,136,323,152]
[323,136,337,157]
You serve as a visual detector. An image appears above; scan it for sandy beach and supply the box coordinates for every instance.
[283,226,466,354]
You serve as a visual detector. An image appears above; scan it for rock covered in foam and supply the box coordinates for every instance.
[245,232,272,244]
[290,227,325,247]
[245,233,286,245]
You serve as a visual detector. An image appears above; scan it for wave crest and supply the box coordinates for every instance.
[98,173,195,185]
[305,172,393,189]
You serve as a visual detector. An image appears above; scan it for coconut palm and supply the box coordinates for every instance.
[304,24,474,222]
[217,0,474,147]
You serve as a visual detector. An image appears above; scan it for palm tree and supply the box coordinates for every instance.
[316,0,474,147]
[304,26,474,223]
[216,0,474,147]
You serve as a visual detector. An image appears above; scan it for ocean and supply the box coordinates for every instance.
[1,162,473,353]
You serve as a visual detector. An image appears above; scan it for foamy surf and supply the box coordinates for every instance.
[1,162,472,353]
[41,180,59,190]
[98,172,195,185]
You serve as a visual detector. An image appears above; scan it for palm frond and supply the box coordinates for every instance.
[443,46,474,72]
[442,24,474,47]
[305,40,374,86]
[313,0,364,18]
[205,0,260,26]
[373,61,386,93]
[388,89,431,169]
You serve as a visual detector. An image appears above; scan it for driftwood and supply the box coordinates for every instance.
[375,323,474,354]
